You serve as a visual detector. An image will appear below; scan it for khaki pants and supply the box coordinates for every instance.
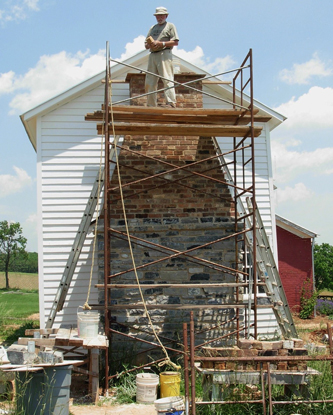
[145,49,176,107]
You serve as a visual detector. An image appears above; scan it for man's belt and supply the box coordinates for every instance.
[151,48,171,53]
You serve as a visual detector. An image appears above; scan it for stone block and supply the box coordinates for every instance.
[214,362,226,370]
[292,338,304,348]
[252,340,263,350]
[238,339,253,349]
[277,362,288,370]
[271,341,283,350]
[261,342,274,351]
[278,348,289,356]
[283,340,294,349]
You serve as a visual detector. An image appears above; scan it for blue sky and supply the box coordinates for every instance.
[1,0,333,252]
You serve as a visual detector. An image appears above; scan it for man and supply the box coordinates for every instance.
[145,7,179,107]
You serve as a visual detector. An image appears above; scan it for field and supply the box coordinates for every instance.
[0,272,38,290]
[0,273,39,345]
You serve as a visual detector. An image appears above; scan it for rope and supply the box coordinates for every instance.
[108,71,180,372]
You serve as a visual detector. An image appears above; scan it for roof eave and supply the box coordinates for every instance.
[276,214,318,239]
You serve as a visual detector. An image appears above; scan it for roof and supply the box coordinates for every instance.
[276,214,318,239]
[20,48,287,151]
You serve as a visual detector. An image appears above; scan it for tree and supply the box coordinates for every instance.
[0,221,27,289]
[314,243,333,291]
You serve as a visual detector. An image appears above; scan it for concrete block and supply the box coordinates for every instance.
[7,344,36,365]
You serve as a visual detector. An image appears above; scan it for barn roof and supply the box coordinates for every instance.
[276,214,318,239]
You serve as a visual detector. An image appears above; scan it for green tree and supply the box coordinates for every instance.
[0,221,27,289]
[314,243,333,291]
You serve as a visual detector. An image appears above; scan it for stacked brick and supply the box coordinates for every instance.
[201,338,308,371]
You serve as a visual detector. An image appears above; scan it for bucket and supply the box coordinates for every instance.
[77,307,99,338]
[136,373,159,404]
[160,372,181,398]
[154,396,184,415]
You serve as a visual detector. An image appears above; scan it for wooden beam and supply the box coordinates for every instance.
[86,112,271,125]
[97,122,262,137]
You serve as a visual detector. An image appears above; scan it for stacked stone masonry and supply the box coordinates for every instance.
[201,338,308,371]
[99,73,244,365]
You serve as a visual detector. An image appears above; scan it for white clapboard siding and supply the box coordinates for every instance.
[37,83,127,328]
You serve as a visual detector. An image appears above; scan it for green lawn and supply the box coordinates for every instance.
[0,289,39,345]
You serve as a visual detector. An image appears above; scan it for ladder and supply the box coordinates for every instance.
[211,137,297,338]
[45,136,121,328]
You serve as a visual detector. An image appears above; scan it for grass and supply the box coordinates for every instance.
[0,288,39,344]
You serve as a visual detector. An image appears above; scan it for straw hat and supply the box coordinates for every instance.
[154,7,168,15]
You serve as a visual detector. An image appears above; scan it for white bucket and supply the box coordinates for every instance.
[154,396,184,415]
[77,307,99,338]
[136,373,159,404]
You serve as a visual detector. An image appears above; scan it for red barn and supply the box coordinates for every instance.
[276,215,317,313]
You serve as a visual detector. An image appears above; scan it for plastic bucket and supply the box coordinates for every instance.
[136,373,159,404]
[154,396,184,415]
[160,372,181,398]
[77,307,99,338]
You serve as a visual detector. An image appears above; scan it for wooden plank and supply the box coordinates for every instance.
[25,328,58,336]
[97,123,262,137]
[103,105,259,116]
[17,338,56,347]
[86,112,271,125]
[101,304,274,310]
[95,283,264,289]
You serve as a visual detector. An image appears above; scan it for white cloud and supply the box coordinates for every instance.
[0,0,40,22]
[274,86,333,130]
[0,166,33,197]
[276,183,313,204]
[119,35,146,61]
[1,49,106,113]
[279,53,332,85]
[24,0,39,11]
[176,46,235,76]
[271,140,333,183]
[22,213,38,252]
[2,39,238,114]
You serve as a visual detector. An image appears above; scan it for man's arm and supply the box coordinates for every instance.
[147,39,179,52]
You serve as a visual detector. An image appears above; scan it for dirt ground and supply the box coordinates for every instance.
[69,401,156,415]
[68,314,332,415]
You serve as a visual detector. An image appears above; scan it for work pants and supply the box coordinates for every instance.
[145,49,176,107]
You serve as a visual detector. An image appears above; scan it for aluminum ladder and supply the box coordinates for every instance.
[211,136,297,338]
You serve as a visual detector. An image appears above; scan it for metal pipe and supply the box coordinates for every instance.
[110,58,250,109]
[190,312,196,415]
[104,40,111,396]
[183,323,190,415]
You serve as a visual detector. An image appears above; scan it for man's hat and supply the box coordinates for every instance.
[154,7,168,15]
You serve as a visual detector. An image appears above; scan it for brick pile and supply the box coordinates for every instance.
[201,338,308,371]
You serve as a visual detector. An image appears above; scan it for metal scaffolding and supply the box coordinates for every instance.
[84,45,296,397]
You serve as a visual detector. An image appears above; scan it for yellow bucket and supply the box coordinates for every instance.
[160,371,181,398]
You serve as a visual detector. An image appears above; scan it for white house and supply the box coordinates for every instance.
[20,49,286,334]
